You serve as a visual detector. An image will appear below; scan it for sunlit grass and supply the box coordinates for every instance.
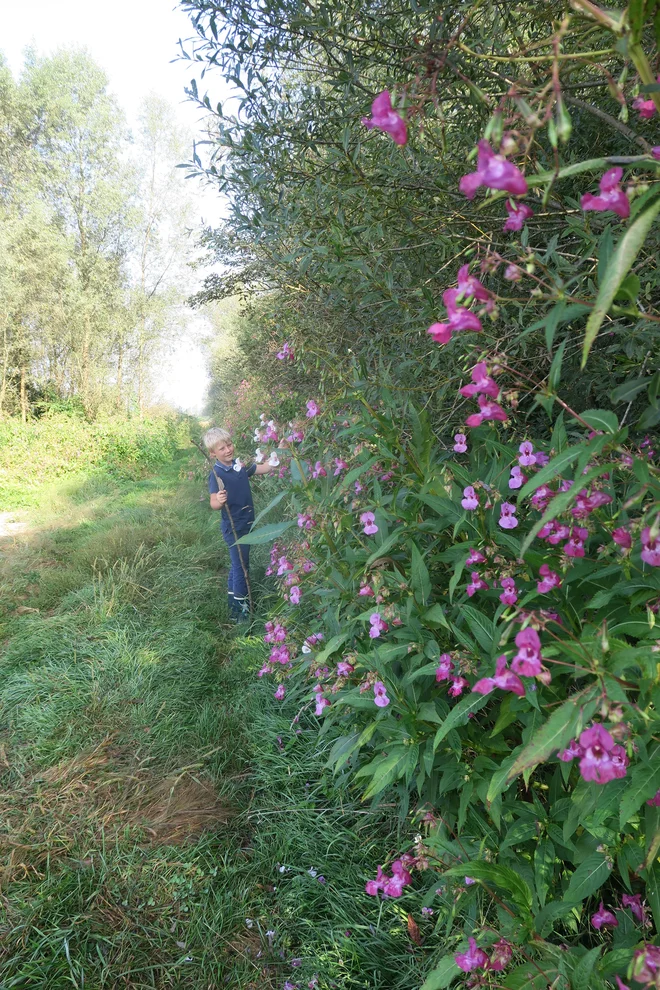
[0,455,427,989]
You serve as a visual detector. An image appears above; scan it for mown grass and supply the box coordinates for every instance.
[0,452,428,990]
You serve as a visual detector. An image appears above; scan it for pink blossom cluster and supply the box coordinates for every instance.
[312,682,330,716]
[537,519,589,558]
[460,363,508,428]
[301,632,324,654]
[365,856,413,897]
[435,653,469,698]
[455,937,513,974]
[630,943,660,988]
[427,268,492,347]
[297,513,316,530]
[642,525,660,566]
[581,166,630,219]
[634,80,660,118]
[557,723,629,784]
[473,627,551,698]
[360,511,378,535]
[369,612,388,638]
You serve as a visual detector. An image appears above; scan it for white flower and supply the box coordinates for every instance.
[301,643,311,654]
[268,452,280,467]
[255,448,264,463]
[307,868,318,877]
[260,413,267,423]
[245,918,254,928]
[254,429,262,442]
[233,458,243,472]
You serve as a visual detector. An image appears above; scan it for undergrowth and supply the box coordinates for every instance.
[0,454,424,990]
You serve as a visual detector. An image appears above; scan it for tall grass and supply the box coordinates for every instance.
[0,455,428,989]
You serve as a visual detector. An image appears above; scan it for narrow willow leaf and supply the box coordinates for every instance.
[582,197,660,366]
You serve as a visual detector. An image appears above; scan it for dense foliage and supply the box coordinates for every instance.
[180,0,660,987]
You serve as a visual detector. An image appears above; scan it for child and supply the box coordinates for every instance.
[204,427,277,621]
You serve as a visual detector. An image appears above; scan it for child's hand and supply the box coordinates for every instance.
[217,490,228,505]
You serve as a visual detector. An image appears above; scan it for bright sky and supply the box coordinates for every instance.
[0,0,229,414]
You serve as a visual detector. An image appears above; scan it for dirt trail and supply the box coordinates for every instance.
[0,512,27,539]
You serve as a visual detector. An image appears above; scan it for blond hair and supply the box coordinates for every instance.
[203,427,231,451]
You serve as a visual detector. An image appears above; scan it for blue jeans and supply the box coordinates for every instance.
[223,527,251,609]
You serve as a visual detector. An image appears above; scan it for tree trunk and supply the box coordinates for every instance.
[0,324,8,415]
[20,364,28,423]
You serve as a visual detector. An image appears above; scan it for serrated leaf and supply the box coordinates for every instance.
[582,197,660,366]
[410,543,431,604]
[235,519,296,544]
[565,852,611,902]
[571,946,603,990]
[444,860,533,913]
[252,489,288,525]
[505,687,599,783]
[619,747,660,827]
[611,377,652,404]
[461,605,495,653]
[580,409,619,434]
[419,955,462,990]
[433,693,490,748]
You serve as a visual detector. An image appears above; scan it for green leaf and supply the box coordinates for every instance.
[579,409,619,434]
[419,955,462,990]
[505,688,599,783]
[571,946,603,990]
[534,838,555,908]
[503,962,561,989]
[251,489,288,525]
[235,519,296,544]
[433,693,490,748]
[314,633,349,664]
[342,455,381,488]
[564,851,612,902]
[365,526,405,567]
[610,376,651,404]
[518,447,582,500]
[444,861,533,913]
[410,543,431,604]
[549,339,568,390]
[619,748,660,827]
[582,197,660,366]
[461,605,495,653]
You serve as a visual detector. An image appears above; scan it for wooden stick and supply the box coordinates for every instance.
[191,440,253,614]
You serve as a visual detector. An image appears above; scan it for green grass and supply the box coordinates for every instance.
[0,453,431,990]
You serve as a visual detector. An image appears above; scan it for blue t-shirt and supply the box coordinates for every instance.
[209,460,257,534]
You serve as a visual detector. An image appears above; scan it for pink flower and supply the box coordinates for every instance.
[511,627,543,677]
[646,788,660,807]
[276,557,294,577]
[461,486,479,510]
[448,676,469,697]
[634,82,659,119]
[455,937,489,973]
[547,523,570,546]
[365,865,388,896]
[315,696,330,716]
[612,527,632,549]
[465,394,508,428]
[453,433,468,453]
[579,723,627,784]
[489,939,513,972]
[499,501,518,529]
[358,582,375,597]
[459,140,528,200]
[537,564,561,593]
[427,288,482,346]
[535,451,550,467]
[298,513,315,530]
[373,680,390,707]
[311,461,327,479]
[499,576,518,605]
[464,876,476,885]
[632,944,660,983]
[641,525,660,566]
[435,654,454,681]
[276,341,294,361]
[466,571,489,597]
[508,466,526,490]
[360,511,379,535]
[591,902,618,930]
[531,484,553,510]
[289,586,301,604]
[361,90,407,146]
[337,660,354,677]
[503,199,533,231]
[504,263,522,281]
[467,548,486,565]
[459,362,499,399]
[518,441,536,467]
[369,612,388,638]
[564,526,588,558]
[558,738,582,762]
[334,458,348,475]
[653,146,660,160]
[274,684,286,701]
[306,400,319,418]
[622,893,647,925]
[456,264,491,303]
[473,654,525,696]
[581,167,630,219]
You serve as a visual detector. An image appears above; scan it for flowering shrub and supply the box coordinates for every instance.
[184,0,660,985]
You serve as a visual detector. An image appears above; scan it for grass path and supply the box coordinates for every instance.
[0,454,425,990]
